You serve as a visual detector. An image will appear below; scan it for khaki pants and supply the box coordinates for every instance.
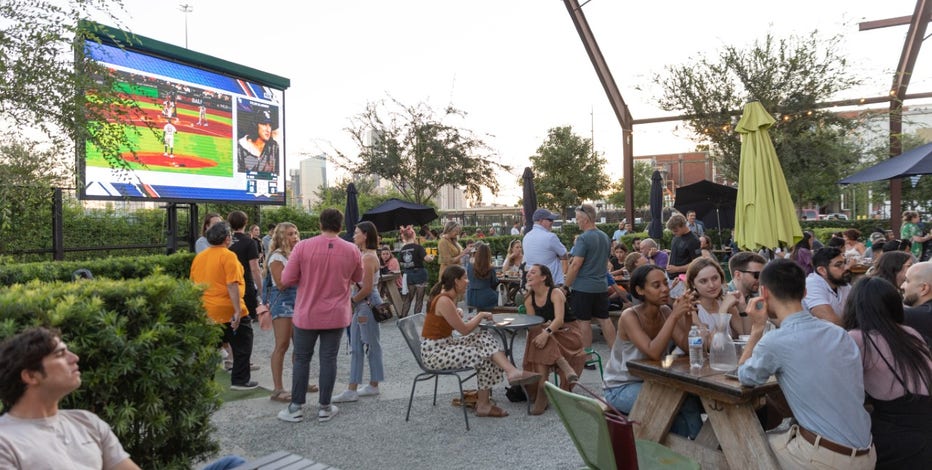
[767,424,876,470]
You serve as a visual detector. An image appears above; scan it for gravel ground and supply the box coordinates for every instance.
[204,315,614,469]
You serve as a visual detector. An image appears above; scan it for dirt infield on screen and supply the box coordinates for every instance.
[85,114,234,177]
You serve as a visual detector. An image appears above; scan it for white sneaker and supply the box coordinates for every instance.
[357,385,380,397]
[277,403,303,423]
[318,404,339,422]
[331,389,358,403]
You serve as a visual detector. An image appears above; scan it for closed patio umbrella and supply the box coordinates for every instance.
[522,167,537,235]
[648,170,664,240]
[734,101,802,250]
[342,182,359,242]
[361,198,439,233]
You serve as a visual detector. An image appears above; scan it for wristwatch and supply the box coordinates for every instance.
[545,327,553,334]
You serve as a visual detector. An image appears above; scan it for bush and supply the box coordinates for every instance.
[0,274,222,468]
[0,252,195,286]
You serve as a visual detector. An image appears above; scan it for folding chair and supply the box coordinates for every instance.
[397,313,478,430]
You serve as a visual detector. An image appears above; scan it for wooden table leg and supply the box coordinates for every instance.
[385,282,404,317]
[628,380,686,442]
[700,396,780,470]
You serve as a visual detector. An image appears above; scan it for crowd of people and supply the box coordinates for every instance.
[3,203,931,469]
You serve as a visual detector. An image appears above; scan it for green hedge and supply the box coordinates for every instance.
[0,274,222,468]
[0,253,195,287]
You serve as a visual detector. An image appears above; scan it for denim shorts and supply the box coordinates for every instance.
[268,286,297,319]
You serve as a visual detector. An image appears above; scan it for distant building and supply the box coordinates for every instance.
[436,184,467,211]
[298,154,327,210]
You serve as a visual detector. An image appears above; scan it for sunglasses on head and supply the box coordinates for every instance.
[738,269,760,279]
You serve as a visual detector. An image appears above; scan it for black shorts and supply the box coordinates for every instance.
[569,290,609,320]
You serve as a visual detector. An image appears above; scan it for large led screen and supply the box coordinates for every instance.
[79,32,288,204]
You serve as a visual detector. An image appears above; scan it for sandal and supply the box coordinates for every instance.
[307,384,320,393]
[475,405,509,417]
[507,370,542,387]
[270,390,292,402]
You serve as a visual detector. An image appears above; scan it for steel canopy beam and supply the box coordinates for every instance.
[563,0,635,227]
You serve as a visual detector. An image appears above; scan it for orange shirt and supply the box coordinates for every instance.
[190,245,248,324]
[421,296,454,340]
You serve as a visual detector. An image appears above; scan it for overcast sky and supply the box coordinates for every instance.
[101,0,932,204]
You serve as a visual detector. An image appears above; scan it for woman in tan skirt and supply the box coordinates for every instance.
[523,263,585,415]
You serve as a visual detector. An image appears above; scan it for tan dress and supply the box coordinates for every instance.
[523,287,586,386]
[437,236,462,275]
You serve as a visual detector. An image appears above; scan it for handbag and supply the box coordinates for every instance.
[371,302,395,322]
[573,382,640,470]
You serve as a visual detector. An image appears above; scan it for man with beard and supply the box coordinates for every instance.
[901,261,932,345]
[802,247,852,326]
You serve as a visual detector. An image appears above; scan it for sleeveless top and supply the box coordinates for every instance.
[604,308,672,387]
[422,295,454,340]
[531,287,577,322]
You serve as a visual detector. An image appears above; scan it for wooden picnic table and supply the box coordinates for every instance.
[626,357,782,470]
[379,272,404,316]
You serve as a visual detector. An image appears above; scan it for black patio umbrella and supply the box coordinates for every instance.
[342,182,359,242]
[522,167,537,235]
[361,198,439,233]
[648,170,664,240]
[673,179,737,230]
[839,141,932,183]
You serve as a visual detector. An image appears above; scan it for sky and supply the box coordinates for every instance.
[99,0,932,205]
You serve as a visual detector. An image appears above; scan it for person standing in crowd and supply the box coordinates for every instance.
[510,222,521,236]
[195,212,222,254]
[466,243,499,310]
[0,328,246,469]
[262,223,276,255]
[263,222,306,402]
[602,265,701,438]
[190,222,256,390]
[523,209,568,285]
[843,277,932,469]
[803,247,852,326]
[739,259,875,469]
[901,261,932,344]
[564,204,615,350]
[249,224,264,266]
[333,222,384,404]
[686,210,704,236]
[277,209,363,423]
[901,211,931,261]
[523,264,585,415]
[227,212,263,324]
[421,266,541,418]
[665,214,701,279]
[639,238,668,269]
[438,221,469,276]
[398,226,432,317]
[789,231,814,275]
[612,221,628,244]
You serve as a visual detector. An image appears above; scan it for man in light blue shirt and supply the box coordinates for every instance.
[611,221,629,244]
[523,208,568,284]
[738,259,875,469]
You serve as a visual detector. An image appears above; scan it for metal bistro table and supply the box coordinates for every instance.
[626,357,782,470]
[478,313,543,365]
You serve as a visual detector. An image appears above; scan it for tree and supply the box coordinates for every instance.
[607,160,654,210]
[530,126,608,213]
[0,1,143,173]
[312,176,414,217]
[338,98,509,205]
[655,32,861,206]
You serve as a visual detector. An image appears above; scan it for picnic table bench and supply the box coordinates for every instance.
[232,451,340,470]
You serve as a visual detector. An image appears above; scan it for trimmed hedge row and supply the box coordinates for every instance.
[0,274,222,469]
[0,252,195,287]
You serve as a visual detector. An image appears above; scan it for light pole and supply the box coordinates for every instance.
[179,3,193,48]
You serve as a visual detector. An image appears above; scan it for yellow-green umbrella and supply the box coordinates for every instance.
[734,101,802,251]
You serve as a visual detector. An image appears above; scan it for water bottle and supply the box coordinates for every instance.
[688,325,703,368]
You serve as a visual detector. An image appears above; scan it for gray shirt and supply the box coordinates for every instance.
[570,228,611,293]
[738,311,872,449]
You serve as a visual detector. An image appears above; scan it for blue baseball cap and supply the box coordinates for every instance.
[532,209,557,222]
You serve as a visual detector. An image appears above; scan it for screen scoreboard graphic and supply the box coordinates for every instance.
[78,24,290,204]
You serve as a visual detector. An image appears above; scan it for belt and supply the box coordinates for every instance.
[797,426,870,456]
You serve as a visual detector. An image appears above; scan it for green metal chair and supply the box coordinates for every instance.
[544,382,699,470]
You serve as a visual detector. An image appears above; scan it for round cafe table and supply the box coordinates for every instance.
[478,313,543,366]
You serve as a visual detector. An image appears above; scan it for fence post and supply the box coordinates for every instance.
[166,203,177,255]
[188,203,199,252]
[52,188,64,261]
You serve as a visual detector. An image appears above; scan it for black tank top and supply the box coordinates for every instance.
[532,287,576,322]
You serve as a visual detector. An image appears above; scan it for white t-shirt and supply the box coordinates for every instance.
[0,409,130,469]
[267,250,288,288]
[802,273,851,319]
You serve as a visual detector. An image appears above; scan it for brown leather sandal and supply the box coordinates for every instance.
[475,405,509,417]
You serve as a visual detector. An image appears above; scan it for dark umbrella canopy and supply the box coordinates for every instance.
[839,141,932,184]
[522,167,537,235]
[648,170,664,240]
[342,183,359,242]
[673,179,737,229]
[361,198,439,233]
